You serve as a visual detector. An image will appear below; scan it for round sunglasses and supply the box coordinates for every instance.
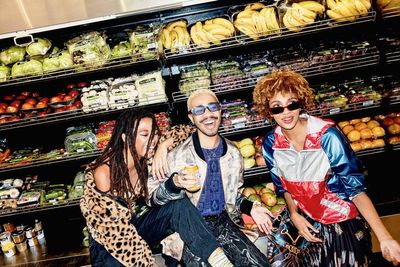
[189,102,221,116]
[269,101,301,115]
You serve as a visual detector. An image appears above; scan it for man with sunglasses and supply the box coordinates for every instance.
[148,89,271,266]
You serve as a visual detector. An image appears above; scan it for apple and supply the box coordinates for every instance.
[16,95,26,100]
[261,192,277,207]
[394,117,400,125]
[35,102,48,109]
[3,95,15,101]
[50,96,63,103]
[25,98,37,105]
[8,116,20,122]
[20,91,31,97]
[10,101,21,109]
[63,95,73,102]
[21,103,34,110]
[66,84,76,90]
[242,187,257,197]
[382,117,394,127]
[65,105,78,111]
[0,117,8,124]
[73,100,82,108]
[68,90,79,98]
[37,111,48,117]
[57,92,66,98]
[54,107,66,113]
[0,103,7,110]
[0,108,6,114]
[6,106,18,113]
[32,92,40,98]
[40,97,49,103]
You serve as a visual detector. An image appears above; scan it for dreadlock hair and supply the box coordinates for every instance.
[88,109,159,208]
[253,69,314,120]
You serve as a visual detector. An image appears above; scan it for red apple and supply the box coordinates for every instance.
[6,106,18,113]
[0,108,6,114]
[394,117,400,125]
[37,111,47,117]
[73,100,82,108]
[32,92,40,98]
[0,103,7,110]
[0,117,8,124]
[40,97,49,103]
[65,105,78,111]
[35,102,48,109]
[68,90,79,98]
[16,95,26,100]
[382,117,394,127]
[54,107,66,113]
[66,84,76,89]
[8,116,20,122]
[20,91,31,97]
[63,95,73,102]
[21,103,34,110]
[57,92,66,98]
[50,96,63,103]
[10,100,21,108]
[25,98,37,105]
[3,95,15,101]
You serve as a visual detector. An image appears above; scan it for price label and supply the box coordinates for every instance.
[329,108,340,114]
[362,100,374,106]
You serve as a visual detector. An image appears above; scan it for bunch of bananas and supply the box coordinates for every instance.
[376,0,400,14]
[233,2,280,40]
[190,17,235,48]
[160,20,190,52]
[282,1,325,32]
[326,0,371,22]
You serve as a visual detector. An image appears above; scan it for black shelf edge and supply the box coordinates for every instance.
[0,199,81,218]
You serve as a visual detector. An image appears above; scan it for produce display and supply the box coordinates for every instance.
[326,0,371,22]
[221,99,265,131]
[128,24,159,61]
[233,137,257,169]
[42,49,74,73]
[64,125,97,154]
[189,17,235,48]
[375,0,400,14]
[241,182,286,230]
[232,2,280,39]
[375,112,400,144]
[178,62,211,96]
[160,20,191,52]
[282,1,325,32]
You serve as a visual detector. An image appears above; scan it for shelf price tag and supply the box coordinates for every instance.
[362,100,374,106]
[329,107,340,114]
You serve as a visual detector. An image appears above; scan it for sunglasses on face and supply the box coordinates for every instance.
[269,101,301,115]
[189,102,221,116]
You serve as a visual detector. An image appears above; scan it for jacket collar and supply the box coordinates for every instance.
[192,131,227,161]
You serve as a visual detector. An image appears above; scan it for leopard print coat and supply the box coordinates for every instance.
[80,171,154,266]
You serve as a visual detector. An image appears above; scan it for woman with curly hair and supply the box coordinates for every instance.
[80,109,233,266]
[253,69,400,266]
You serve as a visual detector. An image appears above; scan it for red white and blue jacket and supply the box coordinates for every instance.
[262,115,366,224]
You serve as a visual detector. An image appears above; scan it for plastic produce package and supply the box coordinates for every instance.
[11,59,43,78]
[129,24,159,61]
[64,125,97,153]
[135,71,167,105]
[108,75,139,109]
[0,46,26,66]
[26,38,52,57]
[0,65,10,82]
[43,49,74,72]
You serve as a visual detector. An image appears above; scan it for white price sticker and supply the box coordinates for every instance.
[329,108,340,114]
[362,100,374,106]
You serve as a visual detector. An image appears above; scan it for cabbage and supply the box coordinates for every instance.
[111,41,132,58]
[11,59,43,78]
[26,38,52,56]
[0,65,10,82]
[43,50,73,72]
[0,46,25,65]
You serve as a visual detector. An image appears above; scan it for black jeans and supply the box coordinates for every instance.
[89,197,219,266]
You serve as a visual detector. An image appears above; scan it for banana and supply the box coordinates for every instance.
[166,20,187,32]
[194,22,210,46]
[326,0,338,9]
[283,11,303,32]
[327,9,350,21]
[213,34,228,40]
[360,0,371,9]
[354,0,369,15]
[237,9,258,19]
[234,21,259,40]
[245,2,266,10]
[205,20,213,25]
[252,12,267,36]
[174,27,186,46]
[298,1,325,14]
[203,30,221,45]
[382,0,400,10]
[334,0,358,21]
[376,0,392,8]
[203,25,233,37]
[170,30,178,52]
[190,24,210,48]
[341,0,360,16]
[234,17,255,26]
[262,7,280,31]
[292,3,318,19]
[162,29,172,49]
[212,18,235,34]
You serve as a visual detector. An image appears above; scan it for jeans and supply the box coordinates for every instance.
[89,197,219,266]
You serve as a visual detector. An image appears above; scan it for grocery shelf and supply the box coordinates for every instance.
[0,54,159,88]
[311,99,382,117]
[243,166,269,179]
[0,150,102,174]
[172,50,380,103]
[380,7,400,20]
[0,97,168,132]
[0,198,80,218]
[385,50,400,64]
[164,11,376,62]
[219,118,272,137]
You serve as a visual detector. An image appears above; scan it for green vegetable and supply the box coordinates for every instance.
[12,59,43,77]
[0,65,10,82]
[0,46,25,65]
[43,50,73,72]
[26,38,52,56]
[111,41,132,58]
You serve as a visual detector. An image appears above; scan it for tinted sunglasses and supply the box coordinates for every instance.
[189,102,221,116]
[269,101,301,115]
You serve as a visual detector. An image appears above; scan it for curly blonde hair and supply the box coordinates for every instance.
[253,69,314,119]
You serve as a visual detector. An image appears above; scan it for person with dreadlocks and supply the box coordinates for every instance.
[80,109,234,267]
